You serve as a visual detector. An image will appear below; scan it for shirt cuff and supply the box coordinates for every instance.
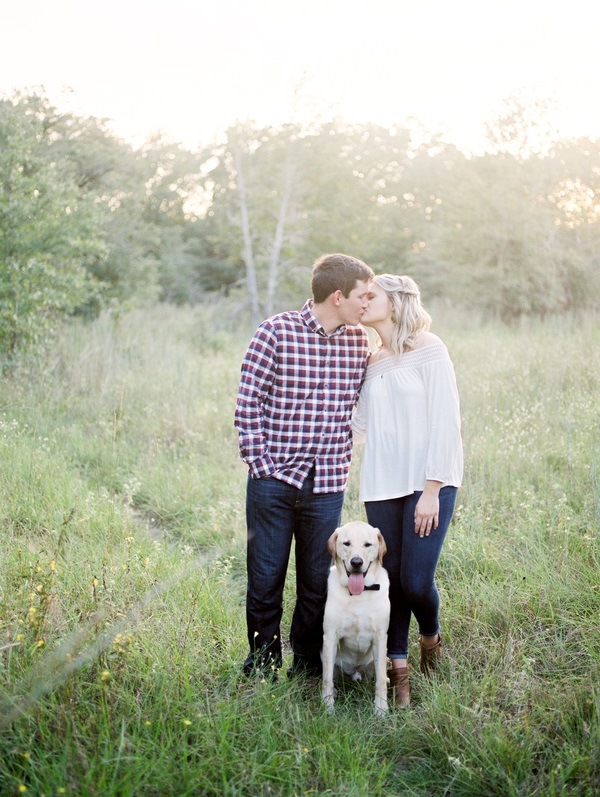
[248,455,277,479]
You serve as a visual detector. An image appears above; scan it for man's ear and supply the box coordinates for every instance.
[332,289,343,306]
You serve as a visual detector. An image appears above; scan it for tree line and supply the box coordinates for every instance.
[1,90,598,358]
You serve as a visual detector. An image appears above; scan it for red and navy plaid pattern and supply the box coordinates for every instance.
[234,301,370,493]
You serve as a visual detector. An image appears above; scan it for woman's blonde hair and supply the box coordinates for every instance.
[373,274,431,356]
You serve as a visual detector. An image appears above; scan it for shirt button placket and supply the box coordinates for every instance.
[321,338,331,439]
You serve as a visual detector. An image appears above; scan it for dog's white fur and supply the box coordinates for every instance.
[321,521,390,715]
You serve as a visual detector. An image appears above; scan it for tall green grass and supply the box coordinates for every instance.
[0,305,598,796]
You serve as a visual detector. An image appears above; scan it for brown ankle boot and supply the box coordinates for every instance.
[388,667,410,708]
[420,634,442,676]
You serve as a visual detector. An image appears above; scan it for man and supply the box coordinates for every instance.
[234,252,374,678]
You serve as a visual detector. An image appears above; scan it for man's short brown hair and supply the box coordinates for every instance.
[311,253,374,304]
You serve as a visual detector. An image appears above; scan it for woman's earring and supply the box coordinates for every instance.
[391,313,396,323]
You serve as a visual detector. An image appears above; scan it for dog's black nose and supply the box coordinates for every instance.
[350,556,363,570]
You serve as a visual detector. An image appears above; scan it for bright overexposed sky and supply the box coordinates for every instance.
[3,0,599,152]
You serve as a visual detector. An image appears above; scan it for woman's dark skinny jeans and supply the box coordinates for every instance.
[365,486,457,659]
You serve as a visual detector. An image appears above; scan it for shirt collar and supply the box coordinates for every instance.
[301,299,346,338]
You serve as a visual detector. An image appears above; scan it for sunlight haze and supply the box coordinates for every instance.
[3,0,599,151]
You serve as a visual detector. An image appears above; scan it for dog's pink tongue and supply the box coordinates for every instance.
[348,572,365,596]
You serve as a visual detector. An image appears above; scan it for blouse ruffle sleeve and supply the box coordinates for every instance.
[422,354,463,486]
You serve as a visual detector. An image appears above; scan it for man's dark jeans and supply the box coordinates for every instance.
[245,470,344,675]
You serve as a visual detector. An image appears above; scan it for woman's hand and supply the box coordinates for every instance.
[414,481,442,537]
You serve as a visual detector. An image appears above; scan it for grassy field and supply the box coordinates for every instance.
[0,303,598,796]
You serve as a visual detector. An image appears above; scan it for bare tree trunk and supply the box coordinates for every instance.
[265,160,295,318]
[233,147,261,328]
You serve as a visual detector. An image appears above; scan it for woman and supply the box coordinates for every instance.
[352,274,463,708]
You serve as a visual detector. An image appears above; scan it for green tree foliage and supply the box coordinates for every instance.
[197,122,416,319]
[199,113,599,321]
[0,92,205,358]
[130,134,215,307]
[1,89,598,361]
[0,93,102,356]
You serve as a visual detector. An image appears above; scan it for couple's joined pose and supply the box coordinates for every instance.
[234,253,463,707]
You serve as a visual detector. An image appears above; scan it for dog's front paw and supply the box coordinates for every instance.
[374,699,388,717]
[322,691,335,714]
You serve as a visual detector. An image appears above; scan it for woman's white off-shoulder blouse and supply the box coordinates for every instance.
[352,342,463,502]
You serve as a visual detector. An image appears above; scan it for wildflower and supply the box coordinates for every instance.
[36,640,44,648]
[18,786,27,793]
[182,719,192,726]
[100,670,111,681]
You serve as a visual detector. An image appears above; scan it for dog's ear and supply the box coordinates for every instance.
[376,530,387,563]
[327,530,339,558]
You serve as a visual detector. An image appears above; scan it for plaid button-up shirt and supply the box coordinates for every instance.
[234,300,370,493]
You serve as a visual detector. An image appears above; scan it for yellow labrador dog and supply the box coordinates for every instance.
[321,521,390,716]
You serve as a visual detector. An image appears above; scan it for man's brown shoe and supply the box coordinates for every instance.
[420,634,442,676]
[388,667,410,709]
